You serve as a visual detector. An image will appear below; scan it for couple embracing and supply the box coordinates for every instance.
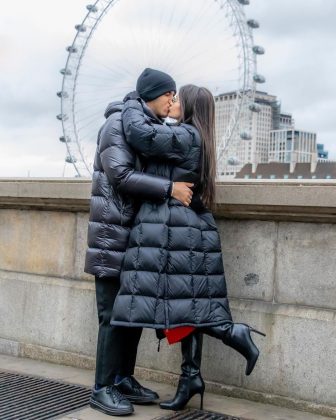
[85,68,265,416]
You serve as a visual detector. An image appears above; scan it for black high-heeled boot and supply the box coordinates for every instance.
[159,331,205,411]
[205,323,266,376]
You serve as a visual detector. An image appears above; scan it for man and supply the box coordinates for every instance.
[85,68,193,416]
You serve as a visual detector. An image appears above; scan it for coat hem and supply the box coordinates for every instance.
[85,268,120,279]
[110,319,232,329]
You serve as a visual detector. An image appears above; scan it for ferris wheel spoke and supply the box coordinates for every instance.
[74,110,106,125]
[75,110,106,127]
[78,64,133,84]
[76,71,132,82]
[159,7,214,66]
[77,120,104,134]
[164,16,233,75]
[171,1,211,48]
[101,85,138,99]
[149,3,173,67]
[154,0,180,58]
[81,53,136,79]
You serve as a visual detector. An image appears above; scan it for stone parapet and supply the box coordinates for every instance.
[1,178,336,221]
[0,178,91,212]
[0,178,335,417]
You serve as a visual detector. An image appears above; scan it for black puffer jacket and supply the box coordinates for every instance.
[111,99,232,328]
[84,101,172,279]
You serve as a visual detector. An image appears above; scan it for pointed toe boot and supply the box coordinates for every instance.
[205,323,266,376]
[159,331,205,411]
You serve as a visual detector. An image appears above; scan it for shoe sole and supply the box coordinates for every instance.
[124,394,159,405]
[90,399,134,416]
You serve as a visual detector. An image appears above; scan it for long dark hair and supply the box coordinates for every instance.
[179,84,216,209]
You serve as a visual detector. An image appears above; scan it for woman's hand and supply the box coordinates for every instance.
[171,182,194,206]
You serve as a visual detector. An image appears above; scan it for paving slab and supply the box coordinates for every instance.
[0,354,332,420]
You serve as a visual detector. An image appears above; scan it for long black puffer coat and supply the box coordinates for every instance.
[111,99,232,329]
[84,101,172,279]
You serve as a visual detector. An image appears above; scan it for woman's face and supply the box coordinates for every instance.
[168,94,181,119]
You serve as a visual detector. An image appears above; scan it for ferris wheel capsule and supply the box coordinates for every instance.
[75,24,86,32]
[56,114,68,121]
[249,103,261,112]
[59,136,71,143]
[60,68,72,76]
[238,0,249,5]
[65,155,77,163]
[228,157,240,165]
[253,74,266,83]
[240,132,252,140]
[247,19,259,29]
[57,91,68,98]
[86,4,98,12]
[252,46,265,55]
[66,46,78,53]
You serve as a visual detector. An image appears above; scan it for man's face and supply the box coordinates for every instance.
[146,92,174,118]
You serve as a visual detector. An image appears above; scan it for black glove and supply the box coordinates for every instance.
[123,90,140,102]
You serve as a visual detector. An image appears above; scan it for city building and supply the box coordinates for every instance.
[215,90,292,178]
[317,143,329,160]
[214,90,249,178]
[279,112,294,129]
[269,129,317,164]
[235,161,336,180]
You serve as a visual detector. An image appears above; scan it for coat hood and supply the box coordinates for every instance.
[104,101,124,119]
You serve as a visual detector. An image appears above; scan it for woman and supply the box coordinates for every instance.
[111,85,265,410]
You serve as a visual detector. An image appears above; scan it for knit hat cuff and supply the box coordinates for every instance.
[139,80,176,101]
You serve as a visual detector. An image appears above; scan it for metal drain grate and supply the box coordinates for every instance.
[154,408,243,420]
[0,369,91,420]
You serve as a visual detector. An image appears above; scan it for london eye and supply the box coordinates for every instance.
[57,0,265,178]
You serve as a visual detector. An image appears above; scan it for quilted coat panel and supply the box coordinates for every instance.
[111,100,232,328]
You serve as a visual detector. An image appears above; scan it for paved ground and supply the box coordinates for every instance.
[0,354,332,420]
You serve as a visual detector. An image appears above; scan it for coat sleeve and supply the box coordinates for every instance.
[122,99,195,162]
[99,120,172,202]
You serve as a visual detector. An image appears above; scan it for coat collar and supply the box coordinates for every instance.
[141,100,165,125]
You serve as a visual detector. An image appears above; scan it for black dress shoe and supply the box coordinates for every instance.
[90,385,134,416]
[115,376,159,404]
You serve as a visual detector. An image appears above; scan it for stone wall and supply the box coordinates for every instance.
[0,179,335,418]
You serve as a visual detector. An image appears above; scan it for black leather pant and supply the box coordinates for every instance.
[94,276,142,386]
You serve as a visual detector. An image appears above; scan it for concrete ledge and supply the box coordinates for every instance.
[0,178,91,212]
[216,179,336,222]
[1,178,336,221]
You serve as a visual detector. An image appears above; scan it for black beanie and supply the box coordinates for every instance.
[136,68,176,101]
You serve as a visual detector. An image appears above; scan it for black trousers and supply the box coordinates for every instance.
[95,276,142,386]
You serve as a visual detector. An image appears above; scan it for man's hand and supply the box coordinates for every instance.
[171,182,194,206]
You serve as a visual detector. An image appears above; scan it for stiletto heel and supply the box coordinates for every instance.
[249,327,266,337]
[200,391,204,410]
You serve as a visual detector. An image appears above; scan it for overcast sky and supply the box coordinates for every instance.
[0,0,335,177]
